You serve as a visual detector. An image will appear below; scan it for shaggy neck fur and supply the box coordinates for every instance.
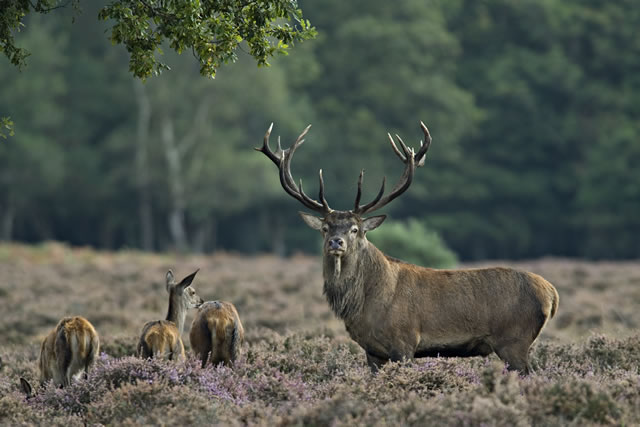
[166,291,187,335]
[323,239,382,322]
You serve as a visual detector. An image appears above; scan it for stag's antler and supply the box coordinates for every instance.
[353,121,432,215]
[255,123,332,214]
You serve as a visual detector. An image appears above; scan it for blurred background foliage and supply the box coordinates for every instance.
[1,0,640,261]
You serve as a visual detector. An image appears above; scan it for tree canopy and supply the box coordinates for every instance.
[1,0,315,77]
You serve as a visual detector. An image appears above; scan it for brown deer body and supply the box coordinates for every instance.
[21,316,100,395]
[189,300,244,367]
[138,269,203,360]
[257,122,559,374]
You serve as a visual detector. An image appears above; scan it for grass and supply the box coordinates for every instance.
[0,242,639,425]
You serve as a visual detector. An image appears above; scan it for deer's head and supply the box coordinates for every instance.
[166,269,204,310]
[256,122,432,261]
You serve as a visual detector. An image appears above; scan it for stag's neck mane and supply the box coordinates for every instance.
[166,293,187,335]
[323,240,389,322]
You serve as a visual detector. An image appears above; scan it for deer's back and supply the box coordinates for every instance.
[190,301,244,364]
[139,320,183,359]
[39,316,99,384]
[385,264,557,339]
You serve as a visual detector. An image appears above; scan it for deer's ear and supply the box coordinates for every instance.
[362,215,386,232]
[177,269,199,291]
[166,270,175,292]
[299,212,324,230]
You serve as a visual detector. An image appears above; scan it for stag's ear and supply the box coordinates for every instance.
[362,215,386,232]
[19,377,33,398]
[177,268,199,291]
[299,212,324,230]
[166,270,175,292]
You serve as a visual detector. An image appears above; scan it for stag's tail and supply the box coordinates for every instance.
[549,285,559,318]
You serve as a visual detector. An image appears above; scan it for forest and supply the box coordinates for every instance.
[2,0,640,261]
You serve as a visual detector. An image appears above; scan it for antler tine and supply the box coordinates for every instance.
[394,134,414,159]
[297,178,325,210]
[318,169,331,211]
[254,122,281,165]
[355,176,386,214]
[281,125,311,191]
[388,133,406,161]
[282,138,325,212]
[360,158,415,215]
[355,122,432,215]
[258,123,331,214]
[277,152,323,211]
[354,170,364,211]
[294,124,312,146]
[415,121,432,167]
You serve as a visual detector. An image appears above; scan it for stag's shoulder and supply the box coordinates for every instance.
[383,254,415,267]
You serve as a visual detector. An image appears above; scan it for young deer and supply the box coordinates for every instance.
[189,300,244,367]
[257,122,559,374]
[20,316,100,397]
[138,269,203,360]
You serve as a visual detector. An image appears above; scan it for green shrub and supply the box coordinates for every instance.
[368,218,458,268]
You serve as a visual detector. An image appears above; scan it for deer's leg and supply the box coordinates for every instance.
[176,339,186,362]
[366,352,388,373]
[494,340,532,375]
[55,332,72,387]
[197,348,209,368]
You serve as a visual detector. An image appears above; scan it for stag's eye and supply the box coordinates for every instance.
[322,225,329,233]
[351,226,358,234]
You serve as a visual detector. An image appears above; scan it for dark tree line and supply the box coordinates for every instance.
[1,0,639,260]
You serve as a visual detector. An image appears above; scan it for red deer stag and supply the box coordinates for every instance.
[20,316,100,397]
[138,269,204,360]
[256,122,559,374]
[190,300,244,367]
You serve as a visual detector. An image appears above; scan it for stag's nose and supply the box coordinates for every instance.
[329,238,345,250]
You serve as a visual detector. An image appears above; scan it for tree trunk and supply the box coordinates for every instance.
[161,117,188,252]
[272,214,286,257]
[134,80,154,251]
[192,217,216,253]
[0,203,14,241]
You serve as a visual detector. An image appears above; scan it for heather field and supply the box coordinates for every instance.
[1,242,639,426]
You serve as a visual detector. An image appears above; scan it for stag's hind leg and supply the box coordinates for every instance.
[493,340,533,375]
[366,352,388,373]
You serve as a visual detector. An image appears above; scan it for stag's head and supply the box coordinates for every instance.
[256,122,432,261]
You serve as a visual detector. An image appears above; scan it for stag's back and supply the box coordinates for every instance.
[189,301,244,367]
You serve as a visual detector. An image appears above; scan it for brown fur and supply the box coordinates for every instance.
[138,320,185,360]
[189,301,244,367]
[37,316,100,387]
[138,269,203,361]
[302,211,560,374]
